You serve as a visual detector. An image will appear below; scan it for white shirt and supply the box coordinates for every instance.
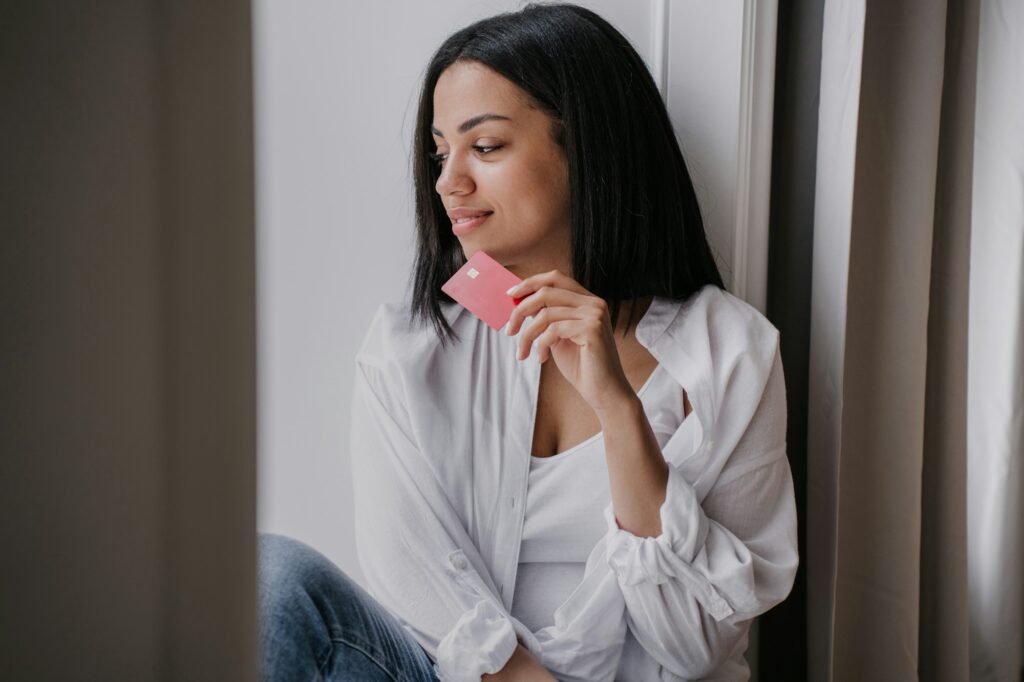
[349,283,798,682]
[511,363,700,681]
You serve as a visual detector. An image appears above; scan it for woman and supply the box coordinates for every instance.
[258,3,798,681]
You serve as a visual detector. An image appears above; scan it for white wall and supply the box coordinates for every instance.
[254,0,770,591]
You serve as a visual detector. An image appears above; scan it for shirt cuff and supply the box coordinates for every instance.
[433,599,518,682]
[603,465,734,621]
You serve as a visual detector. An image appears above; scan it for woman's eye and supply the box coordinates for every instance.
[428,145,503,166]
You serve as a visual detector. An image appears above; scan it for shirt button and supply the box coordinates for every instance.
[452,556,468,571]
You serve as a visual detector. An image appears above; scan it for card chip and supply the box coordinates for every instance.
[467,268,479,279]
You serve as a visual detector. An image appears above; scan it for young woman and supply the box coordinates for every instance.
[258,4,798,681]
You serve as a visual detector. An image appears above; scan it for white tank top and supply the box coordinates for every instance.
[510,363,693,635]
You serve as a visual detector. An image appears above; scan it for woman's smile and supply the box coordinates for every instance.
[448,206,494,235]
[451,211,492,235]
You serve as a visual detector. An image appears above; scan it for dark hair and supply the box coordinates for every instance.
[409,2,725,348]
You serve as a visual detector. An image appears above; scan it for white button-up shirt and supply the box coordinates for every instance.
[349,283,798,682]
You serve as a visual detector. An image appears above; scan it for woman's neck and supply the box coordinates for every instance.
[614,295,654,334]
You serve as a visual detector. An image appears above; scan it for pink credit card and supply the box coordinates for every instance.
[441,250,525,331]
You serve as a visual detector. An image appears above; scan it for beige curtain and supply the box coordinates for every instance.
[806,0,980,679]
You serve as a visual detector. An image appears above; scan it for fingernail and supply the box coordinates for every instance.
[506,284,520,295]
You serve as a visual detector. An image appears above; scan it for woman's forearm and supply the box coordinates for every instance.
[482,644,558,681]
[596,391,669,538]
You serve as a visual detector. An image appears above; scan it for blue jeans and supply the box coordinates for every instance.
[258,532,440,682]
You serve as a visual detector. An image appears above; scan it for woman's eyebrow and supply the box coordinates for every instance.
[431,113,512,138]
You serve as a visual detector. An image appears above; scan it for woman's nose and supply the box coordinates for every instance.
[434,153,475,196]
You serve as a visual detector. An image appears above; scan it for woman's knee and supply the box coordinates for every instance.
[257,533,383,649]
[258,532,325,579]
[257,533,354,611]
[256,534,434,680]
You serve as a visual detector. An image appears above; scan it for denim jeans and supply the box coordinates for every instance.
[258,532,440,682]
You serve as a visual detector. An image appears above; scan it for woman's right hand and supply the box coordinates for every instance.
[482,643,558,681]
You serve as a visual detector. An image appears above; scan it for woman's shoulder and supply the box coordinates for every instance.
[354,298,464,373]
[665,284,779,355]
[352,299,478,447]
[660,285,781,422]
[659,286,785,496]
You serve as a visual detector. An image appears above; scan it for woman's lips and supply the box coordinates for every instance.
[451,212,492,236]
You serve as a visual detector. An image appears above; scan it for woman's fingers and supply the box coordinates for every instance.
[507,268,591,299]
[534,319,590,363]
[516,306,580,360]
[507,286,600,336]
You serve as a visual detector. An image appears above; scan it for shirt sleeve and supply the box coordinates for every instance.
[350,358,532,682]
[601,346,799,679]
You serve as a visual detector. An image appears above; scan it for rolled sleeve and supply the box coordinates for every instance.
[603,465,734,621]
[600,457,796,678]
[434,599,519,681]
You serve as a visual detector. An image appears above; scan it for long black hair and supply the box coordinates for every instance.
[409,2,725,348]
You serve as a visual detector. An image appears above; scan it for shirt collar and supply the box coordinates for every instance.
[634,295,680,349]
[441,299,463,328]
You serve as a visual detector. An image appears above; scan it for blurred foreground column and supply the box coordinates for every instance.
[0,2,257,680]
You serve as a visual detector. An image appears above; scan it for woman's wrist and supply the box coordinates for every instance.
[593,387,643,423]
[482,643,557,681]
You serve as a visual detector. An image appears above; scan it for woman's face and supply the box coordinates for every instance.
[431,61,571,278]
